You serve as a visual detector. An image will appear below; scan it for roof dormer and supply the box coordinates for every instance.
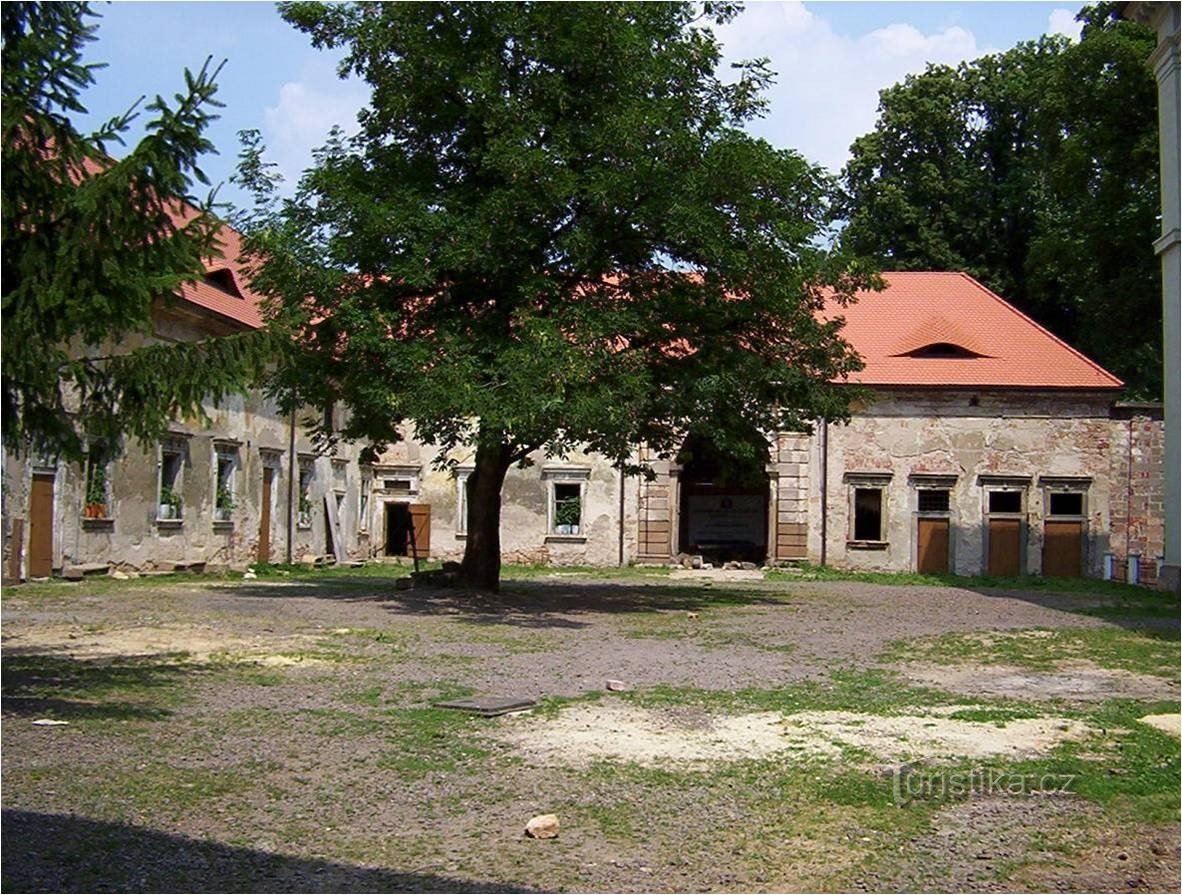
[202,267,243,298]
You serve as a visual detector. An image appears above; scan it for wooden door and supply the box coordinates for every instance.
[916,517,950,574]
[409,504,431,558]
[1042,520,1082,577]
[258,468,273,564]
[27,473,54,578]
[987,518,1021,576]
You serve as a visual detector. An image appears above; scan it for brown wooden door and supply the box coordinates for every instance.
[27,473,55,578]
[409,504,431,558]
[1042,520,1082,577]
[258,468,273,564]
[916,517,950,574]
[987,518,1021,576]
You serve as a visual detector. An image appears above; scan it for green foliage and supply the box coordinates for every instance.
[1,2,274,462]
[236,2,878,585]
[840,4,1161,396]
[158,485,181,512]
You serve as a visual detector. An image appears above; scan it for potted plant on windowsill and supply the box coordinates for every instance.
[84,466,108,518]
[214,482,235,522]
[159,486,182,520]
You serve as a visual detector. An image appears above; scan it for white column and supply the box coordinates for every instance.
[1150,5,1181,592]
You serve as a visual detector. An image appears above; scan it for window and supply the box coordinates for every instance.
[214,449,237,522]
[158,444,184,521]
[297,459,314,528]
[988,490,1022,514]
[1048,492,1084,517]
[83,444,111,519]
[358,471,372,531]
[384,478,414,494]
[332,458,347,489]
[853,488,883,541]
[456,470,472,535]
[917,489,950,514]
[552,483,583,535]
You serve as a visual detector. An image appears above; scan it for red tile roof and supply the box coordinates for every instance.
[821,272,1122,390]
[172,213,264,330]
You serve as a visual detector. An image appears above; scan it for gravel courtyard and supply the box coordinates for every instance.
[2,566,1179,892]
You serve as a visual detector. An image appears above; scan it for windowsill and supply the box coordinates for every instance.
[455,532,467,539]
[546,534,588,544]
[212,520,234,530]
[847,540,888,550]
[296,524,312,531]
[80,517,115,530]
[156,518,184,528]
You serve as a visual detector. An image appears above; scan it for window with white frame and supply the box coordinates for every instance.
[455,469,473,535]
[158,442,185,521]
[213,447,238,522]
[544,469,590,538]
[297,458,314,528]
[845,473,892,544]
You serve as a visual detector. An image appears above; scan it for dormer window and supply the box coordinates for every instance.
[203,268,242,298]
[900,342,987,359]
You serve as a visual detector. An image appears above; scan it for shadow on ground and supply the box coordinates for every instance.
[0,653,189,721]
[214,576,789,629]
[1,809,531,893]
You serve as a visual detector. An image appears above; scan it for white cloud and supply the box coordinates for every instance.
[715,1,990,175]
[1047,8,1083,41]
[262,60,367,186]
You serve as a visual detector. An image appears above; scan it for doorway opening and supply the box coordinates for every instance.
[385,503,412,556]
[677,432,769,565]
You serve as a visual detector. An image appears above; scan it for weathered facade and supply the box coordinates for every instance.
[2,264,1166,583]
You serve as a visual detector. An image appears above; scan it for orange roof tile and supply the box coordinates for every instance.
[821,272,1122,390]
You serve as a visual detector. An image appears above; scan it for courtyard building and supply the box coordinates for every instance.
[1,252,1165,584]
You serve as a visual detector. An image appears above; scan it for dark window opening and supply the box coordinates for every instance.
[853,488,883,541]
[384,478,413,493]
[988,490,1022,514]
[902,342,986,359]
[203,268,242,297]
[918,489,950,513]
[1049,492,1083,517]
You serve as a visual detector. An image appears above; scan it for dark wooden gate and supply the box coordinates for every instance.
[916,517,950,574]
[28,473,54,578]
[987,518,1021,576]
[1042,520,1082,577]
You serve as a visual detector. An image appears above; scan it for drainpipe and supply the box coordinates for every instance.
[617,459,626,567]
[286,400,296,564]
[820,418,829,567]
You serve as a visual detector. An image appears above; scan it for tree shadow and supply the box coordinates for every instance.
[218,576,788,630]
[1,809,532,893]
[1,653,190,722]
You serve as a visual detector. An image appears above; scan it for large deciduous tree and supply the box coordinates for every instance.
[840,3,1161,397]
[2,1,271,462]
[237,1,874,591]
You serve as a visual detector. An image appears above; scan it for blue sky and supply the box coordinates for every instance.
[74,1,1086,210]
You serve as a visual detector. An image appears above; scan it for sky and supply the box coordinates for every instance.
[72,1,1087,210]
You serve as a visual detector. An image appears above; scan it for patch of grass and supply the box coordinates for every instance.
[946,707,1042,725]
[767,563,1168,603]
[881,627,1180,678]
[375,706,492,779]
[583,801,639,840]
[502,563,671,580]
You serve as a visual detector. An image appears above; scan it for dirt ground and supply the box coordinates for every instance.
[2,569,1179,892]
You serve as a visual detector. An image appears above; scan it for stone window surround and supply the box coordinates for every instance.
[375,464,421,497]
[979,474,1032,574]
[909,473,958,572]
[358,465,373,533]
[454,466,474,537]
[1039,475,1091,520]
[543,467,591,543]
[296,454,316,530]
[843,471,892,549]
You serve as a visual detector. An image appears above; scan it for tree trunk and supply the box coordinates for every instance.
[458,434,513,591]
